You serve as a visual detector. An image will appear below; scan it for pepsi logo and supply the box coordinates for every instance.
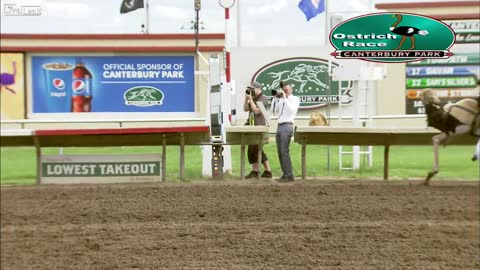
[53,78,65,90]
[72,80,86,94]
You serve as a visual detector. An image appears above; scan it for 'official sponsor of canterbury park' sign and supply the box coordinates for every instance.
[251,58,353,110]
[329,13,455,63]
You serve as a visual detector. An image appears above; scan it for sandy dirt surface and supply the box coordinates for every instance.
[1,180,479,270]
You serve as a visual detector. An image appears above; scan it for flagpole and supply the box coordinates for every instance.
[237,1,241,47]
[324,0,328,46]
[144,0,150,33]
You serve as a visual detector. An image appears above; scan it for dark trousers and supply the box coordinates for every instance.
[247,144,268,164]
[276,123,294,178]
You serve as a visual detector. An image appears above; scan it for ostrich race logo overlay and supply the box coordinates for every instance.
[251,58,353,110]
[123,86,164,107]
[329,13,455,63]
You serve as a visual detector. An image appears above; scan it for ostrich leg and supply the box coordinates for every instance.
[409,36,415,50]
[426,125,471,185]
[426,132,448,184]
[394,36,407,50]
[5,86,16,94]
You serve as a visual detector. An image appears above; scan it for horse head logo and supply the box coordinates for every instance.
[267,63,328,93]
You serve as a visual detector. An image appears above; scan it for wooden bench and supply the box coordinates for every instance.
[1,126,210,183]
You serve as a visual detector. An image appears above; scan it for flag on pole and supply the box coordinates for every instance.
[298,0,325,21]
[120,0,144,14]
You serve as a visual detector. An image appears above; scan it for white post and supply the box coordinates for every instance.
[352,81,360,170]
[224,6,233,126]
[201,3,234,177]
[221,5,233,175]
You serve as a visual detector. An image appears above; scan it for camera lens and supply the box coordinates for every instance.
[271,89,277,96]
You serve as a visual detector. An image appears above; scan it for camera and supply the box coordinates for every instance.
[271,89,284,96]
[245,86,255,96]
[271,81,285,97]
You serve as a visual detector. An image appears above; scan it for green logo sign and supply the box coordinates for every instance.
[124,86,164,107]
[329,13,455,63]
[251,58,352,109]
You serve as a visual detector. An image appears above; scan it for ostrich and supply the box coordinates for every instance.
[420,89,479,185]
[0,61,17,94]
[390,14,429,50]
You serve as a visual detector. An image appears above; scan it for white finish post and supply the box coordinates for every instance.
[352,81,360,170]
[221,83,233,175]
[222,6,233,175]
[201,54,232,178]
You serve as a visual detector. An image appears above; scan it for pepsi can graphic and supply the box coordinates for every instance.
[42,63,74,112]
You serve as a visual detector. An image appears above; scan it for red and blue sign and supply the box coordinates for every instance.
[31,56,195,113]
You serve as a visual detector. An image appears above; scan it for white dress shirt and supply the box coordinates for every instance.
[270,95,300,124]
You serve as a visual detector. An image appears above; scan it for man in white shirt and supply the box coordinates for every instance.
[270,82,300,182]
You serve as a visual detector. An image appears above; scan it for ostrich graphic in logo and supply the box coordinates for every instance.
[390,14,429,50]
[0,61,17,94]
[124,86,164,107]
[268,63,328,93]
[329,12,454,63]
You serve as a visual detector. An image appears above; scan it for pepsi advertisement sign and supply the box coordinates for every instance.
[31,56,194,113]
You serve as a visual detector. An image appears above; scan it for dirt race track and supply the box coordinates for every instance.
[1,180,479,270]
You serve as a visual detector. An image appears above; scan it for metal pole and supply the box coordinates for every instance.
[144,0,150,34]
[195,10,199,54]
[324,0,328,46]
[236,1,241,47]
[194,0,201,71]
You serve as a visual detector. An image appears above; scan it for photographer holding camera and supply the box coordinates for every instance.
[270,82,300,182]
[243,82,272,179]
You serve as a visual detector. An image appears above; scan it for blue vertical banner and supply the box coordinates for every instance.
[31,56,195,113]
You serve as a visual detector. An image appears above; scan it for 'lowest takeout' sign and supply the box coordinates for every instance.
[41,154,161,184]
